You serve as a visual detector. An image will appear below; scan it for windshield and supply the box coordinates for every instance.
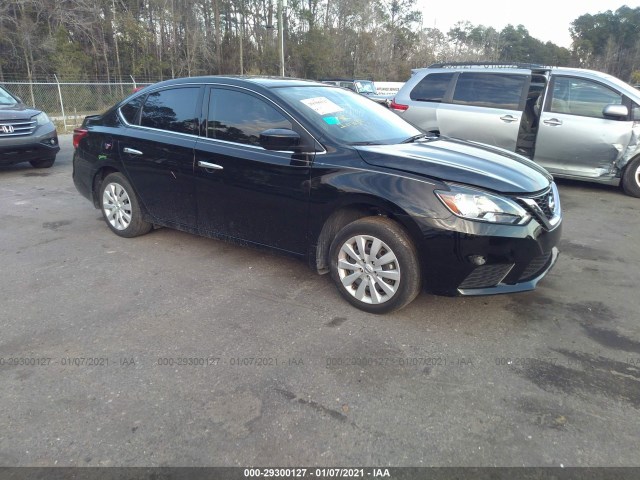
[275,85,420,145]
[0,86,18,106]
[355,81,376,94]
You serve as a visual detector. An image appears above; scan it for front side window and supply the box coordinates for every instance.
[207,89,292,146]
[410,72,455,102]
[631,101,640,121]
[140,87,199,135]
[550,77,623,119]
[452,73,526,109]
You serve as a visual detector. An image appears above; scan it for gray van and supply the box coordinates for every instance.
[391,63,640,197]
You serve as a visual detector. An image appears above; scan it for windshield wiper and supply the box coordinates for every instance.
[401,133,432,143]
[350,141,382,146]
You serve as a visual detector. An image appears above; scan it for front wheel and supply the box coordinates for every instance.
[99,172,152,238]
[329,216,421,314]
[622,157,640,198]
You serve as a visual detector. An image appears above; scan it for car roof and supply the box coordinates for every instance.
[145,76,324,90]
[416,64,626,81]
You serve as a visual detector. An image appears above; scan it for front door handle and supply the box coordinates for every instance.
[198,161,224,170]
[123,147,143,155]
[543,118,563,126]
[499,115,519,123]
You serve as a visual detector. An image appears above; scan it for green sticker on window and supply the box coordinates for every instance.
[324,116,340,125]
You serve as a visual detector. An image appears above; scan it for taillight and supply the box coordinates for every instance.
[73,128,88,149]
[389,99,409,112]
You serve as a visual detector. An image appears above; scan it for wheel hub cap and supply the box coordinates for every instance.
[102,182,133,231]
[337,234,400,305]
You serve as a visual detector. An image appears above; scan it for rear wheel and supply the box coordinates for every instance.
[622,157,640,198]
[329,216,421,314]
[99,172,152,238]
[29,157,56,168]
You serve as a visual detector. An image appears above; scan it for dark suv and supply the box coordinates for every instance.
[0,85,59,168]
[73,77,561,313]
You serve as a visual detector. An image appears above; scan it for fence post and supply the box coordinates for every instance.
[130,75,137,90]
[53,74,67,131]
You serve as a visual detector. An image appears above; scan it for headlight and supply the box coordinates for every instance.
[435,184,531,225]
[32,112,50,125]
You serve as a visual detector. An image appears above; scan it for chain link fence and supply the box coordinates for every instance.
[2,78,154,132]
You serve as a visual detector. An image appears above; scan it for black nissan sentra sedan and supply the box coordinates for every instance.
[73,77,561,313]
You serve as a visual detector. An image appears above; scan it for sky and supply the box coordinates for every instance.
[418,0,640,48]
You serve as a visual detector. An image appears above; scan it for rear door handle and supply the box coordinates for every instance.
[543,118,563,126]
[123,147,143,155]
[499,115,519,123]
[198,161,224,170]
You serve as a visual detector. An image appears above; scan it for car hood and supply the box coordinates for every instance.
[356,137,552,194]
[0,103,40,120]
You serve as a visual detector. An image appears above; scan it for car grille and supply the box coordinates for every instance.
[518,251,553,282]
[0,119,37,137]
[514,185,561,231]
[458,263,514,289]
[532,190,554,219]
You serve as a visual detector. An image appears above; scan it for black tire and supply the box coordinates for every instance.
[329,216,421,314]
[99,172,152,238]
[29,157,56,168]
[622,157,640,198]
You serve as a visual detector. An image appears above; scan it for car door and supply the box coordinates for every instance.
[193,86,315,254]
[119,86,202,228]
[534,75,633,178]
[436,72,529,151]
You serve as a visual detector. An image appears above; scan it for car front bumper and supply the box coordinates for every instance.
[408,214,562,296]
[0,123,59,166]
[456,246,559,295]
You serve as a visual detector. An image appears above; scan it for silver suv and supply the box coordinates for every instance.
[391,63,640,197]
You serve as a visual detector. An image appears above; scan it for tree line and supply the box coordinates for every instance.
[0,1,638,84]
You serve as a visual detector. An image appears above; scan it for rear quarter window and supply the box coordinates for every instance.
[410,72,454,102]
[452,73,526,110]
[119,96,144,124]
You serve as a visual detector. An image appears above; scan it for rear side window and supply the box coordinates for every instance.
[410,73,454,102]
[207,88,292,146]
[452,73,526,109]
[550,77,623,119]
[140,87,199,135]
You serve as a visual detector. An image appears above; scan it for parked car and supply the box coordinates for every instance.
[73,77,561,313]
[0,85,59,168]
[320,79,391,106]
[390,63,640,197]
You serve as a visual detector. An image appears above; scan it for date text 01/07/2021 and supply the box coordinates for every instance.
[243,468,391,478]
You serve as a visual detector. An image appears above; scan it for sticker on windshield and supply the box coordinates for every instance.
[300,97,343,116]
[323,116,340,125]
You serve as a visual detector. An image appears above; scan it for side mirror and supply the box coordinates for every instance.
[603,104,629,118]
[259,128,301,152]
